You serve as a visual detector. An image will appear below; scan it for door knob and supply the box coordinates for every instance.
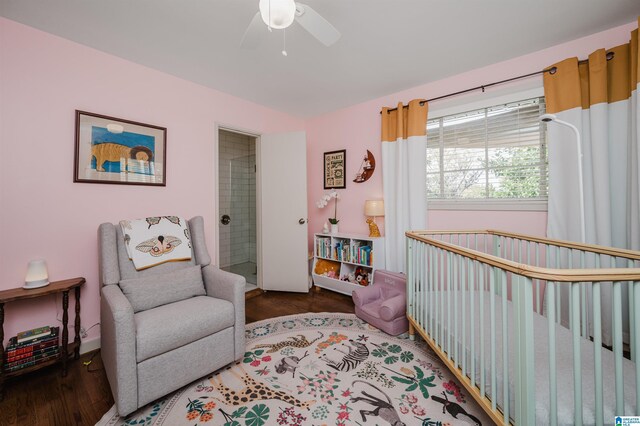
[299,218,306,225]
[221,214,231,225]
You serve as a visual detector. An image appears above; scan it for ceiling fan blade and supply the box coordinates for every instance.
[240,11,265,49]
[294,3,341,47]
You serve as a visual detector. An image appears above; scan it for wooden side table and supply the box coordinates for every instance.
[0,277,85,399]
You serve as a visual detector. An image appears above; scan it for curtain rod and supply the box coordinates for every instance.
[380,54,613,114]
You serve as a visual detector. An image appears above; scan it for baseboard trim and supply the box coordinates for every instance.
[80,337,101,355]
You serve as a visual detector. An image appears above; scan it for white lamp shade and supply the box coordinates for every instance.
[24,259,49,289]
[259,0,296,29]
[364,200,385,217]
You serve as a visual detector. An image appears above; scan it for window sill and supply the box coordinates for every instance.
[428,199,547,212]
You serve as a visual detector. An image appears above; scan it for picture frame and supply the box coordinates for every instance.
[74,110,167,186]
[323,149,346,189]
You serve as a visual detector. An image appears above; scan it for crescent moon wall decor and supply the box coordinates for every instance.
[353,150,375,183]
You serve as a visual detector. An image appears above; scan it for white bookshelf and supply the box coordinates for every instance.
[312,232,385,296]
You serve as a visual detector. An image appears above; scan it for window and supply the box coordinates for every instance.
[426,97,547,203]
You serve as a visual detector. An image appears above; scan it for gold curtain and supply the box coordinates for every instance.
[544,19,638,113]
[381,99,428,142]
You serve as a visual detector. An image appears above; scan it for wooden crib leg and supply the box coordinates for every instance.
[409,322,415,341]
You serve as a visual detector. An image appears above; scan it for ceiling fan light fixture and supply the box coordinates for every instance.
[259,0,296,29]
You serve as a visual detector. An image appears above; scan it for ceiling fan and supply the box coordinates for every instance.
[241,0,341,50]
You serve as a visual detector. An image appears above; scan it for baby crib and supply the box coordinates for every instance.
[406,230,640,425]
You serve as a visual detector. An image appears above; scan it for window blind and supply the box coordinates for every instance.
[426,97,547,200]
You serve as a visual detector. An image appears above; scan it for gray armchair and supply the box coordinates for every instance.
[98,216,245,417]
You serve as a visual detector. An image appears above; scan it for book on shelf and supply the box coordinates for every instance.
[349,243,373,266]
[316,237,331,259]
[5,346,60,367]
[334,240,348,261]
[4,351,60,372]
[16,325,52,344]
[5,343,60,363]
[5,327,59,354]
[359,245,372,266]
[330,239,350,262]
[350,241,361,262]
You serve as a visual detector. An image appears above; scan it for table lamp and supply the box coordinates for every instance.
[24,259,49,289]
[364,200,384,237]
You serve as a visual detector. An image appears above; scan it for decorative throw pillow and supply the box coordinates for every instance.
[119,265,205,313]
[119,216,192,271]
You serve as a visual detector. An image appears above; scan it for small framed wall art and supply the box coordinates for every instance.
[74,110,167,186]
[323,149,346,189]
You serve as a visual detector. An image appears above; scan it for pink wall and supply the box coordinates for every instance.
[0,18,304,345]
[1,15,636,349]
[305,20,637,250]
[426,210,547,236]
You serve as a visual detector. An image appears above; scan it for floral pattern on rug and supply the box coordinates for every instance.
[97,313,489,426]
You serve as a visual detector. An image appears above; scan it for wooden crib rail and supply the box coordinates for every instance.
[486,229,640,260]
[409,229,640,260]
[406,230,640,282]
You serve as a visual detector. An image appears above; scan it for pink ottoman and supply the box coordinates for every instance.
[352,270,408,336]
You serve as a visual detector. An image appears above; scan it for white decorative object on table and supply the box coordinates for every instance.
[322,222,329,233]
[24,259,49,289]
[316,190,339,230]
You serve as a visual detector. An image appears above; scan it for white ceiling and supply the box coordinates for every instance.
[1,1,639,117]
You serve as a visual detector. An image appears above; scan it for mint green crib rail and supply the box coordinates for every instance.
[406,230,640,425]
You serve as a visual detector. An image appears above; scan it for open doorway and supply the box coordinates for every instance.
[218,128,258,292]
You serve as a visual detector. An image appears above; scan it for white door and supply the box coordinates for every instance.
[258,131,309,292]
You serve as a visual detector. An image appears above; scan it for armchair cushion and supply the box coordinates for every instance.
[352,285,381,308]
[135,296,234,362]
[360,298,386,320]
[202,265,245,360]
[119,265,205,313]
[379,294,406,321]
[379,286,402,300]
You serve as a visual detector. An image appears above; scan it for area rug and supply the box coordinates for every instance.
[97,313,490,425]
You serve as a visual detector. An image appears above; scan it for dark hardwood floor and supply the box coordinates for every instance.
[246,287,355,322]
[0,288,354,426]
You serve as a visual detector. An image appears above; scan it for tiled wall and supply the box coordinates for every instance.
[218,130,257,268]
[248,141,257,263]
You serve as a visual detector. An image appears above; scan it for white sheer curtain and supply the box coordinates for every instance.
[381,99,428,272]
[544,26,639,344]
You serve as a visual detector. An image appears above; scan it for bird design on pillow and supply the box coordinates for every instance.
[135,235,182,257]
[145,216,181,229]
[184,228,192,248]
